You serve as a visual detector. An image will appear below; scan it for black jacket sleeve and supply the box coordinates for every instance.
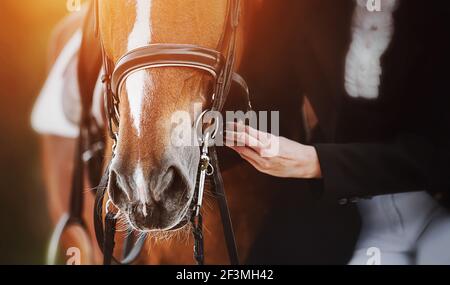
[314,133,450,205]
[313,2,450,206]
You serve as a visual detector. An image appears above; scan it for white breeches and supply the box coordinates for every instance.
[349,191,450,265]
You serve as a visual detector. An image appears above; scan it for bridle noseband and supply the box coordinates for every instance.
[103,44,250,142]
[48,0,250,266]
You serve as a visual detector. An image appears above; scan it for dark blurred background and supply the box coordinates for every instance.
[0,0,70,264]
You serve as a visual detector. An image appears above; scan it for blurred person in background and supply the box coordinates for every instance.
[227,0,450,265]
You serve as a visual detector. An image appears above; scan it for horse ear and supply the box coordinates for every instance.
[78,0,102,115]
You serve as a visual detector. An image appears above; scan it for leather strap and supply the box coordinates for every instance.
[46,128,87,265]
[47,1,104,264]
[106,43,249,140]
[112,44,224,95]
[209,147,240,265]
[94,165,147,265]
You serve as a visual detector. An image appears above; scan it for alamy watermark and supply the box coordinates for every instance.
[66,0,81,12]
[366,247,381,265]
[66,247,81,265]
[170,104,281,157]
[366,0,382,12]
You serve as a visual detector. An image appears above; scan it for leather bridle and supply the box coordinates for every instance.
[47,0,250,266]
[93,0,250,265]
[101,3,250,141]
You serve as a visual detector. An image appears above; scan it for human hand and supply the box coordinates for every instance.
[225,122,322,179]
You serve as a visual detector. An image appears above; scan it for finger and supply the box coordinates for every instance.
[225,130,260,147]
[228,145,269,170]
[225,131,268,153]
[244,124,272,146]
[225,132,278,158]
[226,122,273,148]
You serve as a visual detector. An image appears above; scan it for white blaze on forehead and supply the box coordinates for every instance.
[126,0,153,136]
[126,71,151,136]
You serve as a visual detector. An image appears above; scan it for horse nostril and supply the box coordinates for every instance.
[108,169,131,205]
[130,203,160,230]
[156,166,191,201]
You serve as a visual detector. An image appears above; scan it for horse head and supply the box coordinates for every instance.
[97,0,247,233]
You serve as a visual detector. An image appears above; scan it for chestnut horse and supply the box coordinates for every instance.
[40,0,305,265]
[96,0,268,264]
